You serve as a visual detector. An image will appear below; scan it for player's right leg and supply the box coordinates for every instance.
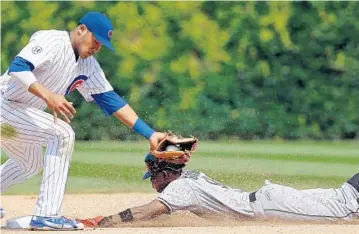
[1,100,83,230]
[252,181,359,222]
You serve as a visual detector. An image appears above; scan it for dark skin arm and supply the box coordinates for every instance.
[130,199,170,221]
[80,199,169,227]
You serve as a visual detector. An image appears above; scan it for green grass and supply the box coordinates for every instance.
[2,140,358,194]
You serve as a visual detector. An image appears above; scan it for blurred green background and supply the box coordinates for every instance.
[1,2,359,194]
[2,1,359,140]
[2,140,358,194]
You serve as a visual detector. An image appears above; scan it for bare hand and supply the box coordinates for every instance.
[148,132,166,151]
[45,94,76,123]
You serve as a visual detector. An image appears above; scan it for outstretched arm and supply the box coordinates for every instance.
[113,104,166,150]
[91,89,166,150]
[79,199,169,227]
[76,58,165,149]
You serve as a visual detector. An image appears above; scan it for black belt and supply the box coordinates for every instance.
[249,191,257,202]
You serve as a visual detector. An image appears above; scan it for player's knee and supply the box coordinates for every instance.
[63,127,75,143]
[53,124,75,145]
[19,159,43,176]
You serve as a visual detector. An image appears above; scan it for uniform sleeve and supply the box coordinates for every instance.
[16,30,62,71]
[157,179,198,213]
[77,58,128,116]
[76,58,114,101]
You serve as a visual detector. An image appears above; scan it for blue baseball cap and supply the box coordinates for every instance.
[142,153,156,180]
[79,12,114,52]
[142,171,152,180]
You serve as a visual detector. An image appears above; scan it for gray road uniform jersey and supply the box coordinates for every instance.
[157,170,254,219]
[157,170,359,222]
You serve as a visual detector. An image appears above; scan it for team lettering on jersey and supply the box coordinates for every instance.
[65,75,88,95]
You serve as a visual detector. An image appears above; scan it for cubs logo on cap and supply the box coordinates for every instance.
[79,12,115,52]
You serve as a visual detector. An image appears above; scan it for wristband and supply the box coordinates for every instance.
[119,208,133,222]
[132,118,155,140]
[10,71,38,90]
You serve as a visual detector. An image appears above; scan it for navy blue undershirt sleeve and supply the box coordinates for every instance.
[91,90,127,116]
[8,56,35,73]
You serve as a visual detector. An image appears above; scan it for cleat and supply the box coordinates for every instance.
[30,216,84,230]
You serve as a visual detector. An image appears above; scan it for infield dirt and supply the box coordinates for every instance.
[1,194,358,234]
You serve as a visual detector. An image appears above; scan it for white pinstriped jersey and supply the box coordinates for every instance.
[157,170,254,218]
[0,30,113,110]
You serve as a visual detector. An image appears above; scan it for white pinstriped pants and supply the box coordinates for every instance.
[0,99,75,217]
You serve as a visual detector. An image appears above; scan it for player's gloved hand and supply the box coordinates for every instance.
[151,131,198,164]
[45,93,76,124]
[149,132,166,151]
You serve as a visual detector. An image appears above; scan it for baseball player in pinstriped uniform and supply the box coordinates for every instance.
[78,154,359,227]
[0,12,166,230]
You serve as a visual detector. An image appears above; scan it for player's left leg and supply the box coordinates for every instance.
[299,173,359,204]
[1,143,43,191]
[0,143,43,220]
[300,187,343,202]
[300,184,358,205]
[252,182,359,222]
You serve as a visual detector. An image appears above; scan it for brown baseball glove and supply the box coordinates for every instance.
[151,132,198,164]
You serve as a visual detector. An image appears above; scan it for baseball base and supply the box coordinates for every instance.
[6,215,32,229]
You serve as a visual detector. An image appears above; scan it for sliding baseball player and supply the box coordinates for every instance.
[78,154,359,227]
